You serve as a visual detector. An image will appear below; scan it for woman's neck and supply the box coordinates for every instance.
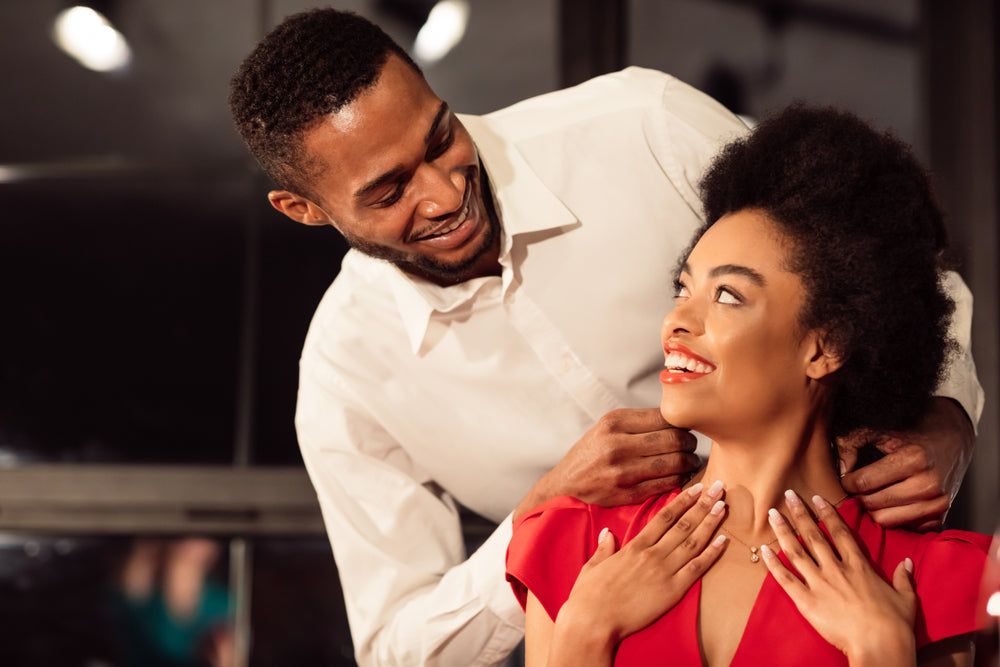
[689,417,847,542]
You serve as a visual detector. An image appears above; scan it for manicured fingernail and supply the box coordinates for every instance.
[708,480,724,498]
[904,557,914,574]
[598,527,609,543]
[839,459,848,476]
[768,508,783,525]
[710,499,725,515]
[812,495,830,510]
[687,482,704,497]
[784,489,801,506]
[760,544,776,559]
[713,534,727,546]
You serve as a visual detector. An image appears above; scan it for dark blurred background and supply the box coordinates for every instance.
[0,1,997,665]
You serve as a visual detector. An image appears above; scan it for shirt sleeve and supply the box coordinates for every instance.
[912,529,992,646]
[296,359,525,666]
[641,68,751,221]
[935,270,985,431]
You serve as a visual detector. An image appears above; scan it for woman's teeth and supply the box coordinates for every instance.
[664,352,713,374]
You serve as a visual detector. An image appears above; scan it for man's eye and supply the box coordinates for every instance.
[375,185,404,208]
[427,130,455,161]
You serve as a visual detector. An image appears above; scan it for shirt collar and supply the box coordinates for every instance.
[387,112,577,354]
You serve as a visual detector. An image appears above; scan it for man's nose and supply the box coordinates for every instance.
[416,164,465,220]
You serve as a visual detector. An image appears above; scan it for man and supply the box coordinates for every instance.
[229,9,983,665]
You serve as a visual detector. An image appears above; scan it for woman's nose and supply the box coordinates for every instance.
[662,299,702,339]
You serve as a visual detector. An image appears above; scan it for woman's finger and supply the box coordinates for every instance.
[767,507,821,579]
[673,532,728,585]
[660,497,726,563]
[783,490,839,567]
[760,542,810,600]
[583,527,618,570]
[891,558,916,600]
[631,480,724,549]
[653,481,726,555]
[627,482,703,548]
[809,494,866,565]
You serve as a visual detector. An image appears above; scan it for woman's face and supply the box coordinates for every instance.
[660,209,825,441]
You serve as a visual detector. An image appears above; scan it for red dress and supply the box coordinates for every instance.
[506,492,991,666]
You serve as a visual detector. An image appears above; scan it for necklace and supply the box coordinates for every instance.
[720,493,851,563]
[719,526,776,563]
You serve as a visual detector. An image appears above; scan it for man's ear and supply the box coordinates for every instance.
[804,332,844,380]
[267,190,334,227]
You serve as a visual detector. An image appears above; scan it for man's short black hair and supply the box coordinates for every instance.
[695,104,954,438]
[229,8,422,197]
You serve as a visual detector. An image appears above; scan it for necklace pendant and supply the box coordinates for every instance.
[750,546,760,563]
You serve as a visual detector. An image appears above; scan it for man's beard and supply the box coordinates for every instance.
[342,209,500,285]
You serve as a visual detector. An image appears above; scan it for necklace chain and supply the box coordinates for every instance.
[720,493,850,563]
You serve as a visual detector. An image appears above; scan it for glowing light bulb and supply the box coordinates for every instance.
[413,0,470,65]
[52,6,132,73]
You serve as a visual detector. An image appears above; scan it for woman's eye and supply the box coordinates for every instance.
[673,282,690,300]
[716,287,740,305]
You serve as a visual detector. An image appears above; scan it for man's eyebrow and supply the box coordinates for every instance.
[354,102,450,202]
[424,101,449,144]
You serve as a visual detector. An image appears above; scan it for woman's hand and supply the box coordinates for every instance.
[534,481,727,666]
[761,491,917,667]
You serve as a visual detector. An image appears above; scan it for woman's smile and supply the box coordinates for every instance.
[661,343,716,384]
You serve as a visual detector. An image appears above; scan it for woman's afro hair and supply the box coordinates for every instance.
[695,104,954,438]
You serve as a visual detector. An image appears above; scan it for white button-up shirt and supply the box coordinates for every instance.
[294,67,983,666]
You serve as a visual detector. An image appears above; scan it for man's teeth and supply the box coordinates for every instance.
[664,352,713,374]
[427,202,469,237]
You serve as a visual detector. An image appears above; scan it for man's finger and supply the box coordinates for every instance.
[617,451,701,484]
[863,495,949,529]
[600,407,673,434]
[851,470,942,512]
[615,472,698,506]
[835,435,862,476]
[839,446,924,495]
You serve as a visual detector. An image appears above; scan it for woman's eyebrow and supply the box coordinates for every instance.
[709,264,767,286]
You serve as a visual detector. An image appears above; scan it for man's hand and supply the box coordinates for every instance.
[837,397,975,530]
[513,408,699,520]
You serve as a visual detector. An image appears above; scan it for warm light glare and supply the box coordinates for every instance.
[53,6,132,72]
[413,0,469,65]
[988,591,1000,617]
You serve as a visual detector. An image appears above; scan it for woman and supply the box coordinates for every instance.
[506,105,990,666]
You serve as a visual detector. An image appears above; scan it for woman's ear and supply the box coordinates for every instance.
[804,331,844,380]
[267,190,334,227]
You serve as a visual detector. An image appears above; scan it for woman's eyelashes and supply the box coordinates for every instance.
[672,279,744,306]
[715,286,743,305]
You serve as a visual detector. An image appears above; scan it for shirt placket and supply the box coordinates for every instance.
[502,284,623,422]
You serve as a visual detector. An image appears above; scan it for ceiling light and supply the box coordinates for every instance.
[413,0,469,65]
[52,5,131,73]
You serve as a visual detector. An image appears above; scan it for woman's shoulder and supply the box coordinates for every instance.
[512,489,684,555]
[844,499,992,645]
[506,491,682,617]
